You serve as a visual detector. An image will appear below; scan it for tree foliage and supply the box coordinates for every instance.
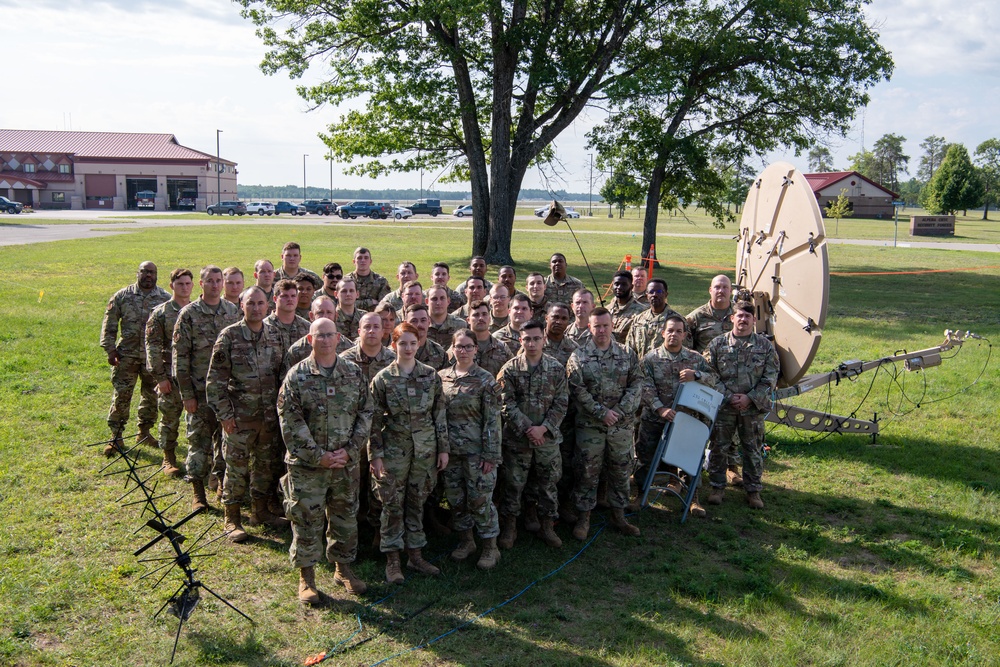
[871,133,908,193]
[920,144,983,215]
[918,135,948,182]
[808,146,835,173]
[974,138,1000,220]
[599,171,645,218]
[824,187,852,234]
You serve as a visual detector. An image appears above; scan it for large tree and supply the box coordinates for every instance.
[974,138,1000,220]
[600,170,645,218]
[871,133,908,193]
[920,143,983,215]
[586,0,892,259]
[808,145,835,173]
[239,0,659,264]
[918,135,948,182]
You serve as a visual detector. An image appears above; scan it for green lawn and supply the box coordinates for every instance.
[1,222,998,666]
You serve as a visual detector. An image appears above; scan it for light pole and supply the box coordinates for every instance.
[588,153,593,217]
[216,129,223,205]
[608,160,614,218]
[328,151,333,200]
[302,154,308,201]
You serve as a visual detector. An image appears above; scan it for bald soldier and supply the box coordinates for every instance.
[100,261,170,454]
[283,296,353,375]
[278,318,373,603]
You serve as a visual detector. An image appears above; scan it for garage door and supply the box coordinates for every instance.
[85,174,116,209]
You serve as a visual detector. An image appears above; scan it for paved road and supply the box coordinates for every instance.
[2,213,998,253]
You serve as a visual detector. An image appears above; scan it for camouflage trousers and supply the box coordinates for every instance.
[156,379,183,451]
[708,409,764,492]
[441,453,499,538]
[635,418,668,490]
[213,429,226,488]
[282,463,359,568]
[107,355,158,433]
[183,393,220,483]
[500,442,561,520]
[358,445,382,531]
[572,424,635,512]
[372,443,438,552]
[221,420,280,505]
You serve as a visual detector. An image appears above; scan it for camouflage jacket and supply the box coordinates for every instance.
[449,303,473,321]
[492,324,522,355]
[339,344,396,384]
[346,270,391,311]
[567,339,643,430]
[274,266,320,283]
[565,321,593,346]
[335,307,366,341]
[640,346,717,423]
[369,361,449,460]
[497,353,569,449]
[171,297,240,400]
[543,336,578,368]
[625,306,685,358]
[416,339,449,371]
[528,297,549,321]
[608,297,649,344]
[378,288,404,312]
[262,287,276,314]
[704,332,780,415]
[100,283,170,359]
[439,364,502,462]
[262,312,311,357]
[281,332,352,378]
[685,302,734,352]
[428,313,468,349]
[489,312,509,333]
[278,355,373,469]
[447,335,512,378]
[145,299,184,383]
[206,320,284,423]
[544,274,584,306]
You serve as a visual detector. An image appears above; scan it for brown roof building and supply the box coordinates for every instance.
[0,129,237,211]
[804,171,899,219]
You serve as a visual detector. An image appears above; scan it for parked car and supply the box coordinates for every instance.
[407,198,442,216]
[534,204,580,218]
[207,200,247,216]
[245,201,276,216]
[0,196,24,214]
[274,201,307,216]
[337,200,391,219]
[303,199,336,215]
[453,205,473,217]
[392,206,413,220]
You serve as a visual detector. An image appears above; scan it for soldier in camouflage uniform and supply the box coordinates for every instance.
[543,302,578,367]
[274,242,320,283]
[347,246,391,311]
[685,274,741,484]
[496,320,569,550]
[293,273,320,319]
[488,284,511,332]
[317,262,344,305]
[172,266,241,510]
[369,322,450,583]
[544,253,585,306]
[427,285,467,348]
[222,266,244,306]
[497,265,522,301]
[525,272,549,320]
[461,300,511,377]
[625,278,684,357]
[100,261,170,454]
[493,293,532,354]
[638,315,716,517]
[278,318,373,603]
[631,266,649,305]
[334,278,366,342]
[263,280,311,357]
[405,303,448,370]
[451,276,486,320]
[455,256,493,295]
[704,301,779,509]
[430,262,466,312]
[282,297,352,375]
[145,268,193,476]
[439,329,503,569]
[567,308,644,539]
[207,287,288,542]
[566,288,594,346]
[378,262,418,312]
[253,259,277,314]
[608,271,648,344]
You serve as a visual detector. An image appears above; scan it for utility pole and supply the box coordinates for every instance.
[216,129,223,205]
[588,153,594,216]
[328,151,333,200]
[608,160,614,218]
[302,154,308,201]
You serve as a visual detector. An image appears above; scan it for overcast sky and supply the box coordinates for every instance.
[5,0,998,193]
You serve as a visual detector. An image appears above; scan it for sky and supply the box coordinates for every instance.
[4,0,998,193]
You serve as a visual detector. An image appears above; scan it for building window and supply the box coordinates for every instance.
[59,164,71,174]
[24,163,36,173]
[52,192,66,203]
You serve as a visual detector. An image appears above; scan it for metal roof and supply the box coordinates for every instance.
[803,171,898,198]
[0,129,234,164]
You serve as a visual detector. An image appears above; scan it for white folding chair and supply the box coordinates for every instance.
[640,382,724,523]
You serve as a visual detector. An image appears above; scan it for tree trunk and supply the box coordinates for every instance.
[983,204,990,221]
[641,162,666,260]
[485,177,519,265]
[469,165,491,256]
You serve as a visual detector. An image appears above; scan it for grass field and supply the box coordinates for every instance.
[0,221,998,666]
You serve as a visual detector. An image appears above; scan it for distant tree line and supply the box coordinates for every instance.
[237,185,596,202]
[807,135,1000,219]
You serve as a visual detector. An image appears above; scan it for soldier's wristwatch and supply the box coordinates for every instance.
[694,371,702,381]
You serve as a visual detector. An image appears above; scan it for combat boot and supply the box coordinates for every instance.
[191,480,209,512]
[137,424,156,447]
[406,548,440,576]
[727,465,744,486]
[707,487,725,505]
[746,491,764,509]
[476,537,500,570]
[689,499,707,518]
[558,501,578,524]
[610,508,640,537]
[298,566,321,604]
[572,511,591,541]
[538,517,562,548]
[523,503,541,532]
[104,435,124,458]
[249,497,290,528]
[224,504,248,543]
[161,447,181,478]
[385,551,405,585]
[497,515,517,550]
[450,529,477,561]
[334,562,368,595]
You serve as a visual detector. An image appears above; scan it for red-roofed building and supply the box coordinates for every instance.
[0,129,237,211]
[804,171,898,219]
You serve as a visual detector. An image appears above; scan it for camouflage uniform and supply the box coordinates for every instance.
[544,274,584,306]
[565,322,593,346]
[281,334,352,377]
[347,271,391,311]
[685,301,738,467]
[543,336,578,369]
[171,298,240,482]
[637,346,716,486]
[145,299,184,451]
[278,355,373,568]
[492,324,522,355]
[567,340,643,511]
[378,288,404,313]
[625,306,685,357]
[274,266,320,283]
[369,361,450,552]
[428,313,467,349]
[472,336,513,378]
[262,313,311,357]
[262,288,276,315]
[704,332,780,492]
[489,312,509,333]
[335,307,366,342]
[207,321,285,505]
[449,303,473,321]
[608,297,649,344]
[100,282,169,434]
[416,339,449,371]
[528,297,549,321]
[496,354,569,520]
[439,365,502,538]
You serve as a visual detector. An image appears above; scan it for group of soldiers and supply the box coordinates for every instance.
[100,243,779,604]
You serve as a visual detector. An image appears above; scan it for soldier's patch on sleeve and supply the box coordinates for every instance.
[173,331,181,343]
[107,299,115,311]
[213,349,226,364]
[277,394,285,410]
